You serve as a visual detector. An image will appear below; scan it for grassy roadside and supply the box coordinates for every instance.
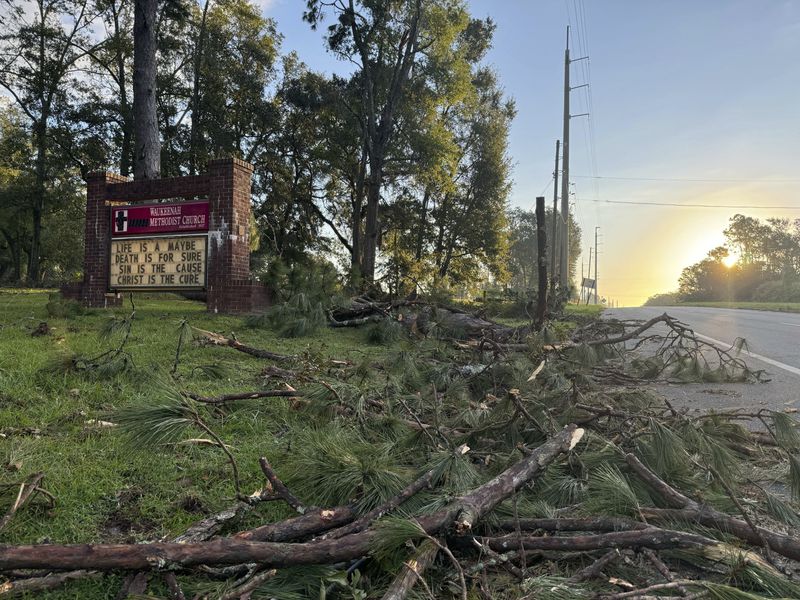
[0,290,598,597]
[564,303,604,316]
[674,301,800,313]
[0,290,394,598]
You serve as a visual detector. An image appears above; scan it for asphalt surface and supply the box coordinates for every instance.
[603,306,800,414]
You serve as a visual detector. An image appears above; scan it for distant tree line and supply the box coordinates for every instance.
[646,214,800,305]
[0,0,578,294]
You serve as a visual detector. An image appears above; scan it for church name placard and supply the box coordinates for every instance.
[109,235,207,290]
[111,201,209,236]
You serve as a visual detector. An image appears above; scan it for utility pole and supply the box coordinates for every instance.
[580,259,584,304]
[594,226,599,304]
[535,196,548,328]
[550,140,560,298]
[559,26,589,294]
[585,245,592,306]
[558,28,571,291]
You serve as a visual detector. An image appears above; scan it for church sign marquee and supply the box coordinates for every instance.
[109,201,209,291]
[111,201,209,236]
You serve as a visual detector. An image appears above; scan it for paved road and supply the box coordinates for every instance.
[605,306,800,376]
[603,306,800,414]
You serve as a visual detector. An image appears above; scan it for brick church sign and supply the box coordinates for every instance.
[63,158,269,313]
[111,201,209,236]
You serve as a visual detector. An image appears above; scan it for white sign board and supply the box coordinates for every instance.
[109,235,207,290]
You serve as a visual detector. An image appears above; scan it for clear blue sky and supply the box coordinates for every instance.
[263,1,800,304]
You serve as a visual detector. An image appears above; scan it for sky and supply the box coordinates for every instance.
[258,0,800,306]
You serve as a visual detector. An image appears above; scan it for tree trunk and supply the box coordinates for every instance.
[133,0,160,180]
[28,113,47,283]
[361,157,382,282]
[112,0,133,178]
[188,0,211,175]
[414,187,430,261]
[349,145,368,284]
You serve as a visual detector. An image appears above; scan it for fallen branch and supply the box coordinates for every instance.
[193,328,295,362]
[320,447,465,540]
[234,506,356,542]
[626,453,800,562]
[482,527,714,554]
[0,426,582,571]
[328,314,385,328]
[259,457,308,514]
[380,540,438,600]
[0,473,47,533]
[0,570,100,597]
[188,389,300,404]
[568,548,621,583]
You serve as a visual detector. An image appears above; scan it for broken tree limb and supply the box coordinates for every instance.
[188,389,300,404]
[0,570,101,597]
[259,457,308,514]
[639,507,800,563]
[380,540,439,600]
[328,314,385,328]
[0,426,582,571]
[453,424,585,532]
[583,314,674,348]
[471,537,524,580]
[172,488,270,544]
[0,473,46,533]
[568,549,621,583]
[193,328,295,362]
[482,527,714,554]
[626,453,800,562]
[320,447,470,541]
[234,506,356,542]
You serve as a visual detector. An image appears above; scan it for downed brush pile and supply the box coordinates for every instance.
[2,300,799,599]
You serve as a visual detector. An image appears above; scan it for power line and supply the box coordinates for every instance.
[587,198,800,210]
[574,175,800,184]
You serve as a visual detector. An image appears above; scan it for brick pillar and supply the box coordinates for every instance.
[207,158,255,313]
[81,172,128,307]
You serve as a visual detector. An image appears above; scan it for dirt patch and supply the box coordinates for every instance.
[101,487,158,542]
[177,494,208,515]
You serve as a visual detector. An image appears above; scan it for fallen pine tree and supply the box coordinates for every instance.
[4,303,800,599]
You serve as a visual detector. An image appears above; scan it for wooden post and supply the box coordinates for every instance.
[535,196,548,328]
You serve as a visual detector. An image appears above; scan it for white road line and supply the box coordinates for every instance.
[781,322,800,327]
[693,332,800,378]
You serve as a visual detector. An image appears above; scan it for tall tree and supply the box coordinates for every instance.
[0,0,101,281]
[304,0,427,283]
[0,104,32,282]
[305,0,499,287]
[133,0,159,178]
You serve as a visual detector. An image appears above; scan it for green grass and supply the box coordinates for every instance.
[564,303,604,316]
[678,301,800,313]
[0,290,390,598]
[0,290,594,598]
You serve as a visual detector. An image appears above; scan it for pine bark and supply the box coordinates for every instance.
[133,0,160,180]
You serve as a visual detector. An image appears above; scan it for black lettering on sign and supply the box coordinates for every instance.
[110,236,206,289]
